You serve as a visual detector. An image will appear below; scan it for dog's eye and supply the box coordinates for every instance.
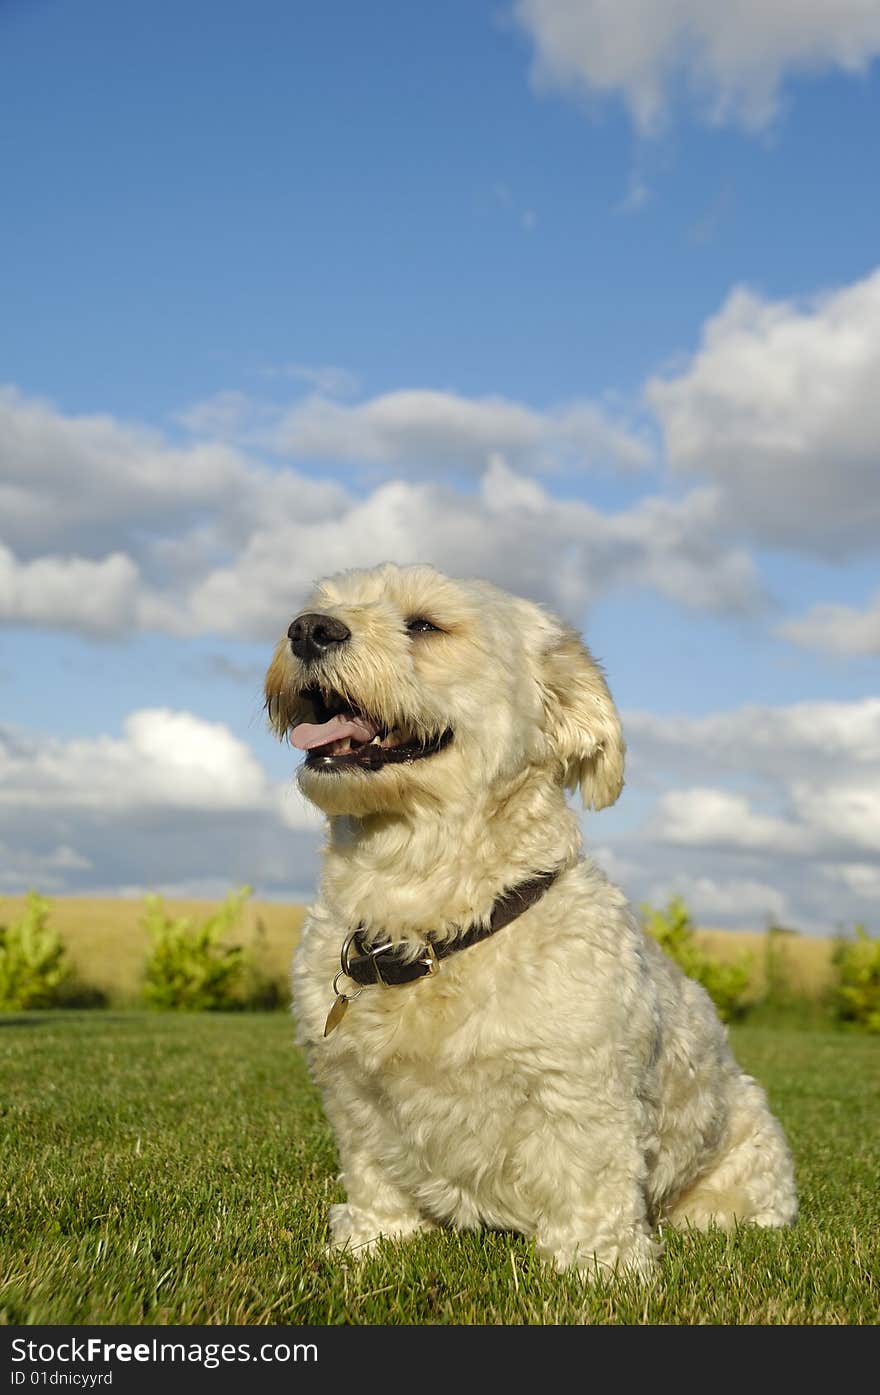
[405,617,441,635]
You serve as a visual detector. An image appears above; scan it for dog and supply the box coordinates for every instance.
[265,562,797,1279]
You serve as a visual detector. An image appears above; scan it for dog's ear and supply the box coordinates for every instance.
[264,641,294,739]
[540,627,625,810]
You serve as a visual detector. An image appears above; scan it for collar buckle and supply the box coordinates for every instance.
[341,929,394,986]
[420,940,439,975]
[341,928,441,987]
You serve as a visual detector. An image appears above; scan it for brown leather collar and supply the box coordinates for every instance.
[339,866,563,988]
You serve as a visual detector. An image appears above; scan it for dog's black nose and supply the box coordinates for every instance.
[288,612,351,662]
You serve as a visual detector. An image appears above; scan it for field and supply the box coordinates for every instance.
[1,1012,877,1325]
[0,894,307,1006]
[0,894,838,1007]
[695,928,835,1003]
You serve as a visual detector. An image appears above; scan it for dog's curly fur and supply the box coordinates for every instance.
[265,562,797,1279]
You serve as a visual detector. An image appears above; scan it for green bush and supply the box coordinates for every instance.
[142,886,254,1011]
[641,896,751,1023]
[0,892,71,1009]
[832,925,880,1033]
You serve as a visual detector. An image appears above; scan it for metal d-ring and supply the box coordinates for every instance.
[339,929,363,977]
[341,928,395,986]
[332,970,363,1002]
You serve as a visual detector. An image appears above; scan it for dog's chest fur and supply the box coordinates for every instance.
[293,912,552,1229]
[291,866,682,1230]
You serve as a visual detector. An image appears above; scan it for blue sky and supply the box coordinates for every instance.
[1,0,879,930]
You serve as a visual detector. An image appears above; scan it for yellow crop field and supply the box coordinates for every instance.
[1,893,838,1006]
[0,894,306,1005]
[695,928,836,1002]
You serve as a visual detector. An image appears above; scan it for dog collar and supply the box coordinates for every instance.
[323,865,562,1036]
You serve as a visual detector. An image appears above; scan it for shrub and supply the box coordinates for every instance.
[832,925,880,1033]
[0,892,72,1009]
[142,886,254,1011]
[641,896,751,1022]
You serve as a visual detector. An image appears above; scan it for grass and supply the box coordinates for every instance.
[1,1013,877,1325]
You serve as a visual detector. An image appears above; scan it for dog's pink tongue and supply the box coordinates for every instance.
[291,713,377,751]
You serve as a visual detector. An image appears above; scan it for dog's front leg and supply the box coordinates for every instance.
[320,1077,436,1258]
[328,1158,436,1258]
[517,1100,661,1282]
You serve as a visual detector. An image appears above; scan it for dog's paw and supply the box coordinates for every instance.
[327,1202,434,1259]
[538,1227,662,1284]
[327,1203,382,1257]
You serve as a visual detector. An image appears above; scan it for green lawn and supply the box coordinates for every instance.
[0,1013,877,1325]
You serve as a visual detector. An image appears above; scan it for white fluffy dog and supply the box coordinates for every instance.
[265,562,797,1279]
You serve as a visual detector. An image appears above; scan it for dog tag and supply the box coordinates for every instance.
[324,993,349,1037]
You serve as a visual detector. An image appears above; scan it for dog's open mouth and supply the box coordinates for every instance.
[291,687,453,771]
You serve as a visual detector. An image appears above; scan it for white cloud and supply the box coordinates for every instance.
[260,362,360,396]
[175,390,264,438]
[650,786,809,854]
[614,697,880,931]
[1,692,876,928]
[628,697,880,856]
[0,841,92,893]
[514,0,880,132]
[179,459,762,641]
[822,862,880,901]
[625,698,880,778]
[0,545,142,635]
[0,384,347,560]
[781,594,880,656]
[271,387,654,474]
[647,270,880,555]
[791,777,880,854]
[0,385,246,554]
[600,486,760,613]
[645,874,790,926]
[0,709,318,829]
[0,381,758,641]
[0,384,348,637]
[0,711,323,899]
[588,845,641,885]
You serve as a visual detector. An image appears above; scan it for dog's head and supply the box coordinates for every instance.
[265,562,624,817]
